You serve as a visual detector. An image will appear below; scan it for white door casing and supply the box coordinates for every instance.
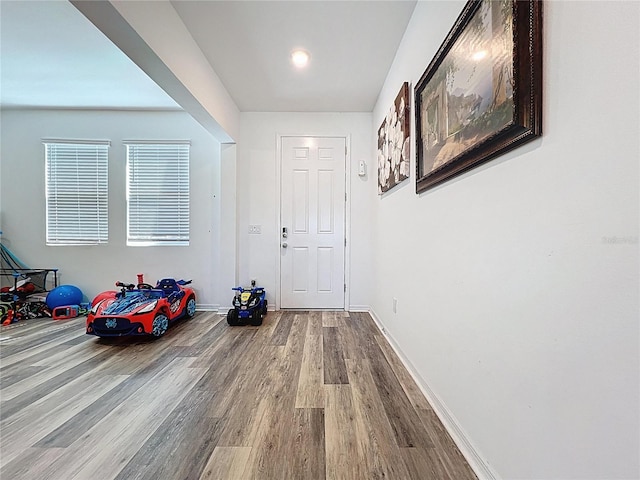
[280,136,346,309]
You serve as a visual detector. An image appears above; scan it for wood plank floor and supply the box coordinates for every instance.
[0,311,477,480]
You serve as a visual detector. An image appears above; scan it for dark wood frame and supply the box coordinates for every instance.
[415,0,542,193]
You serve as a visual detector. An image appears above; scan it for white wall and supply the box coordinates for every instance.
[0,109,230,309]
[371,1,639,479]
[0,111,3,232]
[237,112,374,310]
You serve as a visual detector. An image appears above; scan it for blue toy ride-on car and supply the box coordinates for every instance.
[227,281,267,326]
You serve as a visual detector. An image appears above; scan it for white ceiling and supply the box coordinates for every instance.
[0,0,181,110]
[0,0,417,113]
[171,1,416,112]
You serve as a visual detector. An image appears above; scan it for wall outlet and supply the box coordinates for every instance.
[392,297,398,313]
[248,225,261,234]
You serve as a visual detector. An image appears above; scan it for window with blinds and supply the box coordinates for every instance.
[44,141,109,245]
[125,142,190,246]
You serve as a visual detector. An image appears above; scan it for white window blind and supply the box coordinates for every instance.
[126,142,190,246]
[44,141,109,245]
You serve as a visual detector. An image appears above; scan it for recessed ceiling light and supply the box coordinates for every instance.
[291,49,310,68]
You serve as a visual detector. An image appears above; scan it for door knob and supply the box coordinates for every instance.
[282,242,288,248]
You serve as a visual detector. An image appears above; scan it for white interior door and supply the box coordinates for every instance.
[280,136,346,309]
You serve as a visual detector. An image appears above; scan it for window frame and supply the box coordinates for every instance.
[44,139,110,246]
[124,141,191,247]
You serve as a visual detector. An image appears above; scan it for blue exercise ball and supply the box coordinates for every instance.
[46,285,83,309]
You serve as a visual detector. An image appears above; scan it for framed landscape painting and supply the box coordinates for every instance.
[415,0,542,193]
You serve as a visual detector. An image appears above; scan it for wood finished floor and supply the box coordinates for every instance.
[0,311,477,480]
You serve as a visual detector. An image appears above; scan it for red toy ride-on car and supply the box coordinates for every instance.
[86,277,196,338]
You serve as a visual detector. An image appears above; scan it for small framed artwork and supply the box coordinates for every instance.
[415,0,542,193]
[378,82,411,194]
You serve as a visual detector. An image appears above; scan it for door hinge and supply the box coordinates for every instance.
[344,237,347,247]
[344,283,347,292]
[345,192,347,202]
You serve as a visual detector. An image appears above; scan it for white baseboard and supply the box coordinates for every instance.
[195,304,219,312]
[215,305,277,313]
[347,305,370,312]
[367,308,500,480]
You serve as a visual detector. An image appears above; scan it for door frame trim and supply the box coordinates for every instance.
[275,134,351,310]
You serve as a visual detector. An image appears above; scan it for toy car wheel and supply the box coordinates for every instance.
[262,299,268,316]
[151,313,169,337]
[185,296,196,318]
[227,308,239,326]
[249,308,262,326]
